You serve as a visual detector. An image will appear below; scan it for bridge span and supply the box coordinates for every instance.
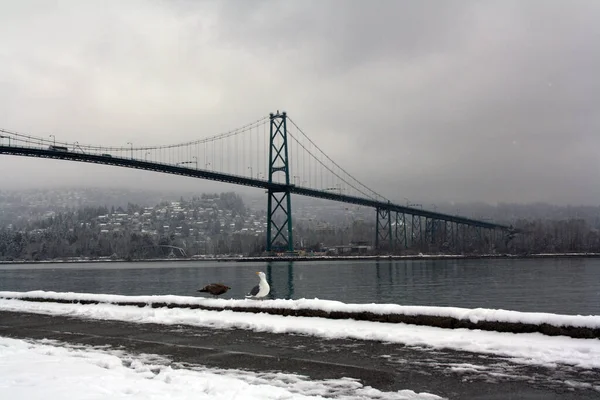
[0,111,514,254]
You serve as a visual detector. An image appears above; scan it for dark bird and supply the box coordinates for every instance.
[197,283,231,298]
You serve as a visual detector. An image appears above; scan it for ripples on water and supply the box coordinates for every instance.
[1,258,599,315]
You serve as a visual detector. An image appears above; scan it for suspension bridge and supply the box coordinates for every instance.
[0,111,514,254]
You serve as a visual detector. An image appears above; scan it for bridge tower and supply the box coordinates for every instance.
[266,111,294,253]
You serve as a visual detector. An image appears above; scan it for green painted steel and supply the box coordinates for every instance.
[393,212,408,251]
[375,207,392,250]
[266,111,294,253]
[0,146,514,234]
[2,108,518,257]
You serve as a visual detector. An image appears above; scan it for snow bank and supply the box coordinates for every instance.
[2,298,600,369]
[1,290,599,337]
[0,337,441,400]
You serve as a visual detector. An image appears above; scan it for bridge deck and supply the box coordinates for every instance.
[0,145,511,230]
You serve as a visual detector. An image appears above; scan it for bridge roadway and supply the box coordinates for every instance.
[0,145,511,231]
[1,310,597,399]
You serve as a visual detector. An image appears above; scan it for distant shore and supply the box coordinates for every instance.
[1,252,600,265]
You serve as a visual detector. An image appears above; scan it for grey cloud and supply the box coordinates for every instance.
[1,0,599,205]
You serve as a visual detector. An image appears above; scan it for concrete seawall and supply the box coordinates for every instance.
[3,295,599,339]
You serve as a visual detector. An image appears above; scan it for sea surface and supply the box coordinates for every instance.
[1,257,599,315]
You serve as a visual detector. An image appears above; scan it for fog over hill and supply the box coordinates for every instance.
[2,187,600,228]
[2,187,600,259]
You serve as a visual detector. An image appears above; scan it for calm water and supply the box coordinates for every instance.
[1,258,599,315]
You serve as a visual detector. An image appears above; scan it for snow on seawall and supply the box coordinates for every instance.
[2,295,600,370]
[1,290,599,337]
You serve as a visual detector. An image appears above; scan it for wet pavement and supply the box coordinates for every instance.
[1,310,599,399]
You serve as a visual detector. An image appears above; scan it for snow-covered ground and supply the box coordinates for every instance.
[0,337,441,400]
[2,290,599,328]
[1,293,600,369]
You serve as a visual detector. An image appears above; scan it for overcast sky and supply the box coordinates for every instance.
[1,0,599,206]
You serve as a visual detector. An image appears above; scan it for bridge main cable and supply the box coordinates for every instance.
[0,113,513,242]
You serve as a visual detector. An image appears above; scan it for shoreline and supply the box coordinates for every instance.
[1,252,600,265]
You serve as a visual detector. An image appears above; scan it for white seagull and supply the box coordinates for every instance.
[246,271,270,299]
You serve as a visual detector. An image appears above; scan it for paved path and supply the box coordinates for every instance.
[1,310,598,399]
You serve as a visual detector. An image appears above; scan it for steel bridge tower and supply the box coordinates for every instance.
[266,111,294,253]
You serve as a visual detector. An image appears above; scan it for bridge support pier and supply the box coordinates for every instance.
[266,111,294,253]
[375,207,392,251]
[393,212,408,252]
